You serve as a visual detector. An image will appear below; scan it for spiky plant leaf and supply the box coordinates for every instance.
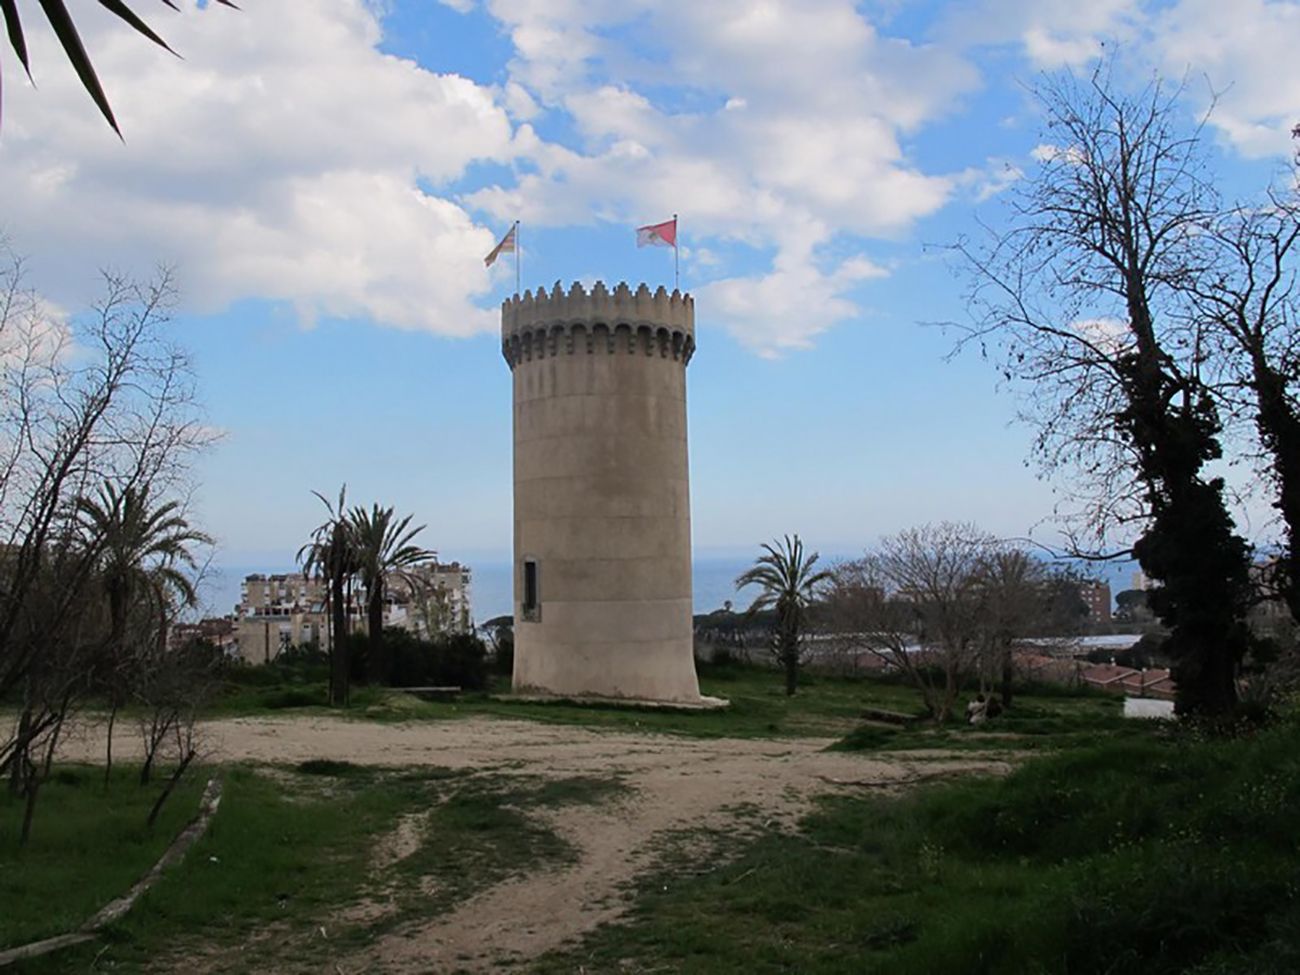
[2,0,31,77]
[1,0,240,133]
[37,0,120,132]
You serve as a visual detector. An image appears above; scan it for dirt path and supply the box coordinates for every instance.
[56,716,1010,972]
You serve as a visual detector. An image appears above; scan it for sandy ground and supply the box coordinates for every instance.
[56,716,1010,973]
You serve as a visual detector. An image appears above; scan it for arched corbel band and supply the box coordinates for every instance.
[502,321,696,369]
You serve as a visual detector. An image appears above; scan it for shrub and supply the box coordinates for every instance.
[261,688,325,709]
[482,617,514,676]
[349,628,488,689]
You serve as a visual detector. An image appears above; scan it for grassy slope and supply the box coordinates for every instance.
[9,669,1282,974]
[3,762,626,973]
[0,766,204,949]
[538,717,1300,975]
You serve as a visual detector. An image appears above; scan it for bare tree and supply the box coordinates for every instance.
[952,63,1255,718]
[970,548,1089,709]
[827,523,991,723]
[134,635,217,827]
[1189,200,1300,624]
[0,245,211,841]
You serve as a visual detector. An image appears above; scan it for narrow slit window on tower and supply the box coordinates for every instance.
[523,558,540,621]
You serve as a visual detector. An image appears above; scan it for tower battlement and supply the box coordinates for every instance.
[501,280,695,369]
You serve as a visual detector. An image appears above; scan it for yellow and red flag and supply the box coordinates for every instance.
[484,223,518,267]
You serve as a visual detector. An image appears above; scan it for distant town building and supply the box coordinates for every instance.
[233,562,473,665]
[1079,579,1113,625]
[1080,662,1175,700]
[169,617,238,656]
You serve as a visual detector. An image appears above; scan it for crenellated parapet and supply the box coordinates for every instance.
[501,280,695,370]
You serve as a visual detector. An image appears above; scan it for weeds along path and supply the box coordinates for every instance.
[55,716,1010,973]
[367,738,1008,975]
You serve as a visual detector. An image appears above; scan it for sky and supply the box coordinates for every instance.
[1,0,1297,593]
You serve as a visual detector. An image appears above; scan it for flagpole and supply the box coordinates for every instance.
[515,221,521,296]
[673,213,679,291]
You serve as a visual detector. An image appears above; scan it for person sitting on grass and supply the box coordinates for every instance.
[967,693,988,725]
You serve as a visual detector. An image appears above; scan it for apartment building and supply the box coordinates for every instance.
[234,563,472,664]
[1079,579,1113,625]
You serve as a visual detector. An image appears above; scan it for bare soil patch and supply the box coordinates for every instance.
[57,716,1009,973]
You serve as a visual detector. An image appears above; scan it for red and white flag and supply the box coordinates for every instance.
[636,217,677,249]
[484,223,517,267]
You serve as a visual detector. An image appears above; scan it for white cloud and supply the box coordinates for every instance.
[698,251,888,356]
[0,0,512,336]
[502,80,541,121]
[1152,0,1300,158]
[942,0,1143,67]
[964,160,1025,202]
[472,0,975,354]
[946,0,1300,160]
[1072,316,1132,354]
[10,0,1288,359]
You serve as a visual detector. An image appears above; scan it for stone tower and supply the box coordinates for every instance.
[502,281,701,703]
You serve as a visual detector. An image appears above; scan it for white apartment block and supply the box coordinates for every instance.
[234,562,473,665]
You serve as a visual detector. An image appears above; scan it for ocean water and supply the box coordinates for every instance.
[200,554,1139,625]
[468,557,756,621]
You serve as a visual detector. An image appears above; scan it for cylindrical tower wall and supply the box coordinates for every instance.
[503,281,700,703]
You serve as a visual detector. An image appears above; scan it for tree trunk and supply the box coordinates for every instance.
[1252,360,1300,624]
[146,748,196,829]
[1120,290,1253,720]
[19,766,41,846]
[368,583,386,686]
[330,570,349,707]
[937,664,959,724]
[103,704,117,790]
[999,646,1014,710]
[140,719,164,786]
[9,707,31,796]
[325,587,335,704]
[41,700,70,781]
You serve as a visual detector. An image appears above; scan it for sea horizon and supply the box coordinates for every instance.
[196,553,1139,626]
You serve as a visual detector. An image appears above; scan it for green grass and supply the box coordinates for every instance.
[537,718,1300,975]
[0,765,205,950]
[208,662,1124,745]
[2,670,1221,973]
[4,763,628,973]
[832,691,1135,753]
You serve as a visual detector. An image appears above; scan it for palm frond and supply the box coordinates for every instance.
[2,0,239,133]
[36,0,120,133]
[1,0,31,79]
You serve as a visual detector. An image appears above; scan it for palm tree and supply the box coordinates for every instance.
[2,0,236,135]
[74,480,211,784]
[347,504,434,686]
[299,486,358,707]
[735,534,832,696]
